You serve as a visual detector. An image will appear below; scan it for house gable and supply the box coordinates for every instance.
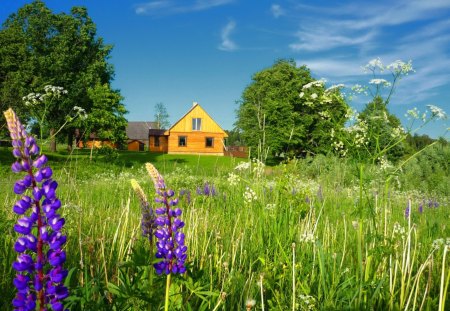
[168,103,228,136]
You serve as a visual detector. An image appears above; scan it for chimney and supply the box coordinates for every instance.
[192,101,198,107]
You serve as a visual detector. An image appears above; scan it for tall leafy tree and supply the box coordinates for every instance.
[236,59,348,158]
[0,0,123,149]
[85,83,128,146]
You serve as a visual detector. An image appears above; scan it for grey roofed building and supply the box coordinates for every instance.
[126,121,159,147]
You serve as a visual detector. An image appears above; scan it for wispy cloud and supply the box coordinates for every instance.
[135,0,234,16]
[270,4,284,18]
[218,20,238,51]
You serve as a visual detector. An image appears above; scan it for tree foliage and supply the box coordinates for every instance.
[235,59,349,158]
[0,0,125,147]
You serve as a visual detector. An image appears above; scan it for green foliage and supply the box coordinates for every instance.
[86,83,128,146]
[236,59,349,159]
[0,148,449,310]
[0,0,120,148]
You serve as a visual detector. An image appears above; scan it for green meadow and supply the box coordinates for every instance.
[1,146,449,310]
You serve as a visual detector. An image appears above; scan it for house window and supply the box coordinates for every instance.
[178,136,187,147]
[154,136,160,147]
[205,137,214,148]
[192,118,202,131]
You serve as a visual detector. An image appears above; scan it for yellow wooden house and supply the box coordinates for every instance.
[149,102,228,155]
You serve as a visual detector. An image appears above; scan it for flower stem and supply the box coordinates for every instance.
[28,167,45,310]
[164,273,172,311]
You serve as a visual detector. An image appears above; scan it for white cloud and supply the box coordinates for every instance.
[135,0,234,15]
[289,27,377,52]
[218,20,238,51]
[270,4,284,18]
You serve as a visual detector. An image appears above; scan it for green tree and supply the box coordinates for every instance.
[85,83,128,147]
[154,102,170,129]
[236,59,348,159]
[0,0,119,150]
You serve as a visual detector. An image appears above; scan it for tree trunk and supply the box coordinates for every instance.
[49,128,56,152]
[67,131,73,152]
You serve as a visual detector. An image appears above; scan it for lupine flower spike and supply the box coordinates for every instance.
[130,179,156,243]
[5,108,68,311]
[145,163,187,275]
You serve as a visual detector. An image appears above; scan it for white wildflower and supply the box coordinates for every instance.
[299,232,315,243]
[311,93,318,99]
[299,92,304,98]
[302,79,326,89]
[363,57,384,72]
[234,161,251,171]
[427,105,447,120]
[243,187,257,204]
[227,172,240,186]
[325,84,345,93]
[386,59,414,75]
[406,107,419,120]
[369,79,391,87]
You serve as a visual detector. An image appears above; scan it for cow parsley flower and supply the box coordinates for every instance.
[369,79,391,87]
[4,108,68,310]
[427,105,447,120]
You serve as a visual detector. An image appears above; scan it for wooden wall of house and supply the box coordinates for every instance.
[128,140,145,151]
[149,136,168,152]
[171,105,226,133]
[168,131,226,155]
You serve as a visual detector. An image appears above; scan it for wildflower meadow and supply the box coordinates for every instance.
[0,106,449,310]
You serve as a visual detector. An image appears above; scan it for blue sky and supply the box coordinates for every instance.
[1,0,449,138]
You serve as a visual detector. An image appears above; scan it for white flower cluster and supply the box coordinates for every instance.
[427,105,447,120]
[227,172,240,186]
[351,84,368,95]
[299,294,316,310]
[44,85,68,97]
[369,79,392,87]
[299,232,315,243]
[386,60,414,75]
[23,92,47,106]
[392,222,406,238]
[73,106,88,120]
[22,85,68,106]
[378,156,393,171]
[234,161,251,171]
[325,84,345,93]
[302,79,326,90]
[432,238,450,250]
[363,57,385,73]
[391,126,406,139]
[252,158,265,178]
[243,187,257,204]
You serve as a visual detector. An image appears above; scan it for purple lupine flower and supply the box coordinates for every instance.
[418,202,423,213]
[146,163,187,275]
[4,108,68,310]
[179,189,191,205]
[197,182,217,197]
[131,179,156,243]
[405,201,411,219]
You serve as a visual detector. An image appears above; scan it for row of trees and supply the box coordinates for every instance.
[234,59,446,162]
[0,0,127,151]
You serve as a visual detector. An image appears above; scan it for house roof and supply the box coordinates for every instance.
[149,129,167,136]
[126,122,158,139]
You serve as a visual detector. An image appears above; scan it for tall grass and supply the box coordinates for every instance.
[0,148,448,310]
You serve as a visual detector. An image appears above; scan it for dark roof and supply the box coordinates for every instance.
[126,122,158,139]
[149,129,167,136]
